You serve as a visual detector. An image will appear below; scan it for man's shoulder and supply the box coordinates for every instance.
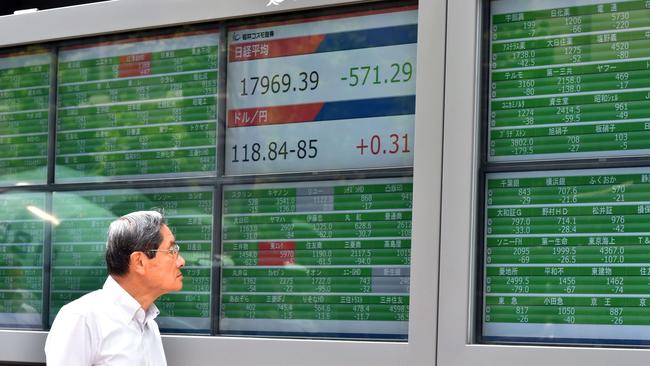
[56,288,109,317]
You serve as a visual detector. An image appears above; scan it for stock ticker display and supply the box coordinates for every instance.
[0,193,45,328]
[50,188,213,332]
[220,178,411,338]
[483,0,650,345]
[55,30,219,182]
[484,168,650,343]
[0,50,50,185]
[0,4,418,339]
[489,0,650,161]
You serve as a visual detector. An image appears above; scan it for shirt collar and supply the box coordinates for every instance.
[103,276,160,325]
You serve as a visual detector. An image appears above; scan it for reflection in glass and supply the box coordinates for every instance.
[51,187,213,332]
[0,192,45,328]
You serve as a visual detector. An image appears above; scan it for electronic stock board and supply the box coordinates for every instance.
[56,30,219,182]
[0,193,44,328]
[489,0,650,161]
[226,5,417,175]
[50,188,213,332]
[220,178,412,338]
[483,0,650,345]
[218,5,416,339]
[0,49,51,185]
[483,168,650,344]
[0,3,418,338]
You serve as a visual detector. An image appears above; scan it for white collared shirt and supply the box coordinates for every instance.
[45,276,167,366]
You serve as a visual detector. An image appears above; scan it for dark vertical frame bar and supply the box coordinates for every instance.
[210,183,223,335]
[210,23,229,335]
[47,46,58,186]
[42,45,59,329]
[475,0,491,343]
[42,192,52,329]
[217,25,228,179]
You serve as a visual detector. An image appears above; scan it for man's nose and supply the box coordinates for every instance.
[177,254,186,267]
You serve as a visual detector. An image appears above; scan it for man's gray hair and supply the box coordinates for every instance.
[105,210,166,275]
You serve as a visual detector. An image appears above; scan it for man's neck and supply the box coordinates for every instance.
[111,274,157,311]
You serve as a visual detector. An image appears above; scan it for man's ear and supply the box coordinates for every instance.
[129,251,148,275]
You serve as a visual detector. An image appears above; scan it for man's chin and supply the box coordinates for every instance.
[164,280,183,293]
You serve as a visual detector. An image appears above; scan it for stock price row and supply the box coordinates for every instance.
[492,1,650,41]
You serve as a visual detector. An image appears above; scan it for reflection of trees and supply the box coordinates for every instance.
[48,191,117,322]
[0,193,45,328]
[0,160,47,186]
[0,187,214,331]
[0,223,34,244]
[51,189,213,328]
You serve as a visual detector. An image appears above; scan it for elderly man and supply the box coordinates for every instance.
[45,211,185,366]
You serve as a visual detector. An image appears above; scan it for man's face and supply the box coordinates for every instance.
[145,224,185,295]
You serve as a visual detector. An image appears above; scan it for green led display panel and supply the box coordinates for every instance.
[489,0,650,162]
[483,167,650,344]
[51,188,213,332]
[56,30,219,182]
[0,49,50,185]
[220,178,412,339]
[0,192,45,328]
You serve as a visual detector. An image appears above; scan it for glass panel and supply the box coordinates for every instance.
[50,187,213,333]
[0,48,50,185]
[483,167,650,344]
[0,192,45,328]
[55,29,219,182]
[488,0,650,162]
[225,5,417,175]
[219,177,412,339]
